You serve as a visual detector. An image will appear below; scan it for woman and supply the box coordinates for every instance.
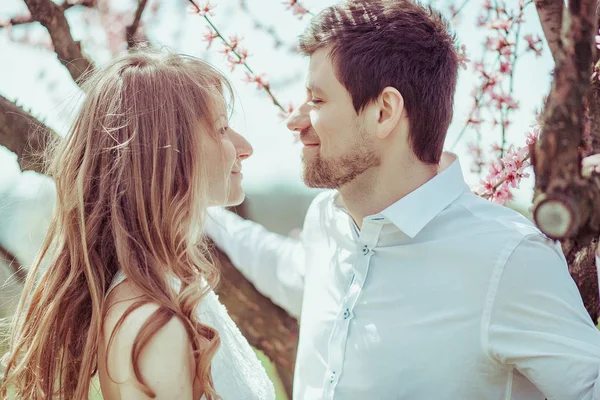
[0,48,275,400]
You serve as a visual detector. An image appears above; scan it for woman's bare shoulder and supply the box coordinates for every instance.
[101,280,195,400]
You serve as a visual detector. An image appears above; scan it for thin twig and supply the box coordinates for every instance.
[189,0,286,113]
[126,0,149,48]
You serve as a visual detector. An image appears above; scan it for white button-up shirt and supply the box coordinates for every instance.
[205,156,600,400]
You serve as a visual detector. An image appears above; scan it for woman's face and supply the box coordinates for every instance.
[205,111,253,207]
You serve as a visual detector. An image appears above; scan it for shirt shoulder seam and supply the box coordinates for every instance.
[455,201,533,365]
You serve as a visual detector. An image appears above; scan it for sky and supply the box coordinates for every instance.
[0,0,555,207]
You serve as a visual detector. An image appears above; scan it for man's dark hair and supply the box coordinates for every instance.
[299,0,459,164]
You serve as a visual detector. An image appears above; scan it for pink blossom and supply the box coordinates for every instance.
[279,103,296,121]
[228,35,242,51]
[485,35,513,56]
[524,34,543,57]
[467,143,486,173]
[202,27,218,49]
[187,1,216,17]
[225,47,249,71]
[491,183,513,205]
[486,18,513,32]
[457,45,470,70]
[467,116,484,126]
[244,72,269,91]
[490,91,519,110]
[491,143,503,156]
[525,125,540,146]
[499,61,512,74]
[282,0,309,18]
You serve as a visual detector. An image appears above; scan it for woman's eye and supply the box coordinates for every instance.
[309,98,323,106]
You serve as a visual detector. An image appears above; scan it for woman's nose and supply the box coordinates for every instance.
[286,103,311,132]
[233,130,253,160]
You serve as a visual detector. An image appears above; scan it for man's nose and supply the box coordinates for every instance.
[286,103,311,132]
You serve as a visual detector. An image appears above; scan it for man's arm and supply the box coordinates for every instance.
[485,235,600,399]
[204,206,306,318]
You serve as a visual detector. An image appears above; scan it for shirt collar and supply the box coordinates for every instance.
[378,152,469,238]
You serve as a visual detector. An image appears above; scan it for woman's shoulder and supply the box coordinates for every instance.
[101,280,197,399]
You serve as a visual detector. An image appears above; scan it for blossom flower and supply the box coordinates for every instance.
[202,27,218,49]
[524,34,543,56]
[187,0,216,17]
[279,103,296,121]
[244,72,269,91]
[475,126,539,204]
[467,143,486,173]
[457,45,470,70]
[282,1,310,18]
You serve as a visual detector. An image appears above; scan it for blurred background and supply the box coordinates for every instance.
[0,0,554,398]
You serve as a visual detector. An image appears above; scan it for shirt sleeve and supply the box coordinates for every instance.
[486,234,600,400]
[204,207,305,319]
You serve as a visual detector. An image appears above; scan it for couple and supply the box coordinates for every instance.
[3,0,600,399]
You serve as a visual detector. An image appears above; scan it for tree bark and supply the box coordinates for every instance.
[126,0,149,49]
[534,0,565,63]
[0,94,57,174]
[23,0,94,83]
[531,0,600,322]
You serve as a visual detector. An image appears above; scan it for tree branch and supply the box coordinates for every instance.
[126,0,149,49]
[0,94,58,174]
[23,0,94,83]
[0,244,26,286]
[535,0,565,62]
[0,1,96,28]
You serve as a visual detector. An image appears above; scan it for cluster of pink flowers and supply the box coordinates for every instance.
[188,0,287,114]
[476,125,539,205]
[460,0,540,179]
[524,34,543,57]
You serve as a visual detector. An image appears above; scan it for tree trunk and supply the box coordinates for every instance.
[531,0,600,322]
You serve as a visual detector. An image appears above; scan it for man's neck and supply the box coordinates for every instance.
[338,157,439,230]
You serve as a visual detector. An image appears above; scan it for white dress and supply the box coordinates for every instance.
[107,270,276,400]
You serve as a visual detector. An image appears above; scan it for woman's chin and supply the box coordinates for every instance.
[224,190,246,207]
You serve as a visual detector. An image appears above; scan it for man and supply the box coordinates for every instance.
[206,1,600,398]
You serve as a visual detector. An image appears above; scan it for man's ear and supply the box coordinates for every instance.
[375,87,404,139]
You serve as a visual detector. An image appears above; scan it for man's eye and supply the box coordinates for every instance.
[219,127,229,135]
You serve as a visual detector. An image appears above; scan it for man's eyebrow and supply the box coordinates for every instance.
[306,83,325,95]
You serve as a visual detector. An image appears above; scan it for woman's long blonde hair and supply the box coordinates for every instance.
[1,47,233,399]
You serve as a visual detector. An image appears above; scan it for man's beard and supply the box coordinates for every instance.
[302,137,381,189]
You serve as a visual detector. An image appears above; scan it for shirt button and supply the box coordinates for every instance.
[362,245,369,255]
[343,308,350,319]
